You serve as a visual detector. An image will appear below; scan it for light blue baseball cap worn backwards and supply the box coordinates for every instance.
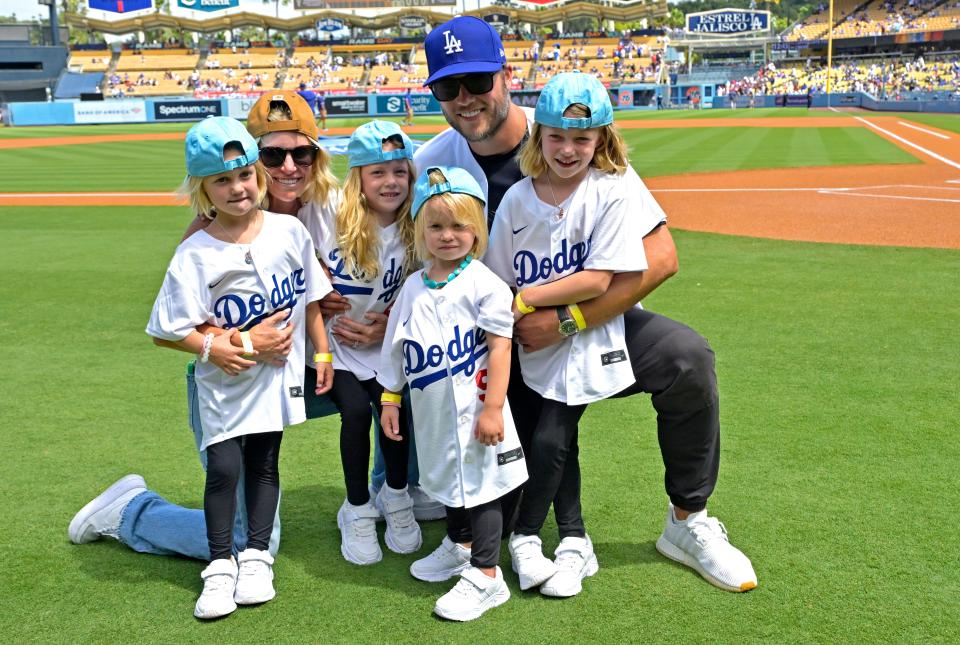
[424,16,507,86]
[185,116,259,177]
[534,72,614,130]
[411,166,486,221]
[347,120,414,168]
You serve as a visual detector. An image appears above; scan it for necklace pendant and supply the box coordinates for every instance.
[244,250,253,264]
[557,207,565,220]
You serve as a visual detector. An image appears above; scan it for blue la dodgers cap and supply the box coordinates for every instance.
[534,72,614,130]
[411,165,486,221]
[185,116,259,177]
[424,16,507,86]
[346,120,414,168]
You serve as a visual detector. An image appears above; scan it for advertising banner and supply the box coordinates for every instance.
[317,18,345,32]
[326,96,370,116]
[685,9,770,37]
[87,0,154,12]
[376,93,438,115]
[398,15,427,30]
[74,100,146,123]
[153,99,222,121]
[483,13,510,29]
[177,0,239,12]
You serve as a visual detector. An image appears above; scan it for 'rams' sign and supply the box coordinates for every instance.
[685,9,770,36]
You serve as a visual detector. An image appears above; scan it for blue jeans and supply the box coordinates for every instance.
[370,388,420,491]
[117,363,286,560]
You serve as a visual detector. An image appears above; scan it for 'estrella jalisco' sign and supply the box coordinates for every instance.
[177,0,239,11]
[685,9,770,36]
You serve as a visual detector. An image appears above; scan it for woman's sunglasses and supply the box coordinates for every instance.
[429,72,497,102]
[259,145,319,168]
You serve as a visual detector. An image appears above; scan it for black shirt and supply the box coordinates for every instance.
[471,135,527,231]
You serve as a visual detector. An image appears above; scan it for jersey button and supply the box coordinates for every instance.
[463,453,473,464]
[459,415,468,424]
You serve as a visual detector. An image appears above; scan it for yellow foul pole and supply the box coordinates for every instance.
[826,0,834,104]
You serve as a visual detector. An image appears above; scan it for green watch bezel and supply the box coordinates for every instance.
[557,307,579,337]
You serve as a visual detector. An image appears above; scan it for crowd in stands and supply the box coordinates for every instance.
[786,0,960,41]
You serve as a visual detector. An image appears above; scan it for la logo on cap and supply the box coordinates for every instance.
[443,30,463,55]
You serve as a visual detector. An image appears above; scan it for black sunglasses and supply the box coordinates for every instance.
[429,72,497,102]
[259,145,319,168]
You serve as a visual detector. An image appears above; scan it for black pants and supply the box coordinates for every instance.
[502,307,721,534]
[445,497,505,570]
[204,431,283,562]
[329,370,409,506]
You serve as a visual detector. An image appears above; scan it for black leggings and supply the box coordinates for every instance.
[204,431,283,562]
[329,370,409,506]
[445,497,505,569]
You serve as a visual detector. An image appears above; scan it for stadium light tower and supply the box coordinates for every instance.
[37,0,58,46]
[826,0,834,107]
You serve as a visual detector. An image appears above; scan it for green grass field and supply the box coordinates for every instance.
[1,109,958,642]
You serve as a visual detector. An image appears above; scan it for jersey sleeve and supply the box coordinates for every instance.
[484,189,518,288]
[583,175,648,273]
[624,165,667,236]
[376,280,412,393]
[145,258,209,341]
[475,264,514,339]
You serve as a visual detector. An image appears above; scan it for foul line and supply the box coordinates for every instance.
[897,120,950,140]
[818,191,960,204]
[855,116,960,170]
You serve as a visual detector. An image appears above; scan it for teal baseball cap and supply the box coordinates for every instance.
[534,72,614,130]
[346,120,414,168]
[411,165,486,221]
[185,116,259,177]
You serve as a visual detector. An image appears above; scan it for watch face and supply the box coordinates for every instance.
[558,320,579,337]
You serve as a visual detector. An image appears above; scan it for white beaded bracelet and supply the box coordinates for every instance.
[199,332,215,363]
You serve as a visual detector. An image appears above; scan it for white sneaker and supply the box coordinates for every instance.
[336,498,382,565]
[68,474,147,544]
[655,504,758,592]
[194,558,238,620]
[410,536,471,582]
[375,485,422,554]
[540,535,599,598]
[234,548,275,605]
[410,485,446,521]
[368,485,384,522]
[433,566,510,622]
[508,533,557,590]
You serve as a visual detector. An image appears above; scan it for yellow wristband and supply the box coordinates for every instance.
[313,352,333,364]
[239,331,254,355]
[515,291,536,314]
[568,303,587,331]
[381,392,402,405]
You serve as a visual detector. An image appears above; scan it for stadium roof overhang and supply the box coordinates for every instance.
[63,1,667,35]
[668,33,775,51]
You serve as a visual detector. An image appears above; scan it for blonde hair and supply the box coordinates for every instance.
[263,103,337,205]
[414,169,488,262]
[336,158,418,282]
[518,103,629,178]
[178,145,268,218]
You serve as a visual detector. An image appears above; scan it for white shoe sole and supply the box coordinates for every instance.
[655,534,757,593]
[539,555,599,597]
[410,559,470,583]
[433,586,510,622]
[384,526,423,555]
[68,474,146,544]
[337,508,382,566]
[511,559,558,591]
[234,587,276,605]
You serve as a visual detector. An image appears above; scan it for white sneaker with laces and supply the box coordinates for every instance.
[375,485,423,554]
[194,557,238,619]
[433,566,510,622]
[234,548,276,605]
[368,485,384,522]
[540,535,599,597]
[655,504,758,592]
[410,485,446,521]
[68,474,147,544]
[508,533,558,590]
[336,498,382,565]
[409,536,471,582]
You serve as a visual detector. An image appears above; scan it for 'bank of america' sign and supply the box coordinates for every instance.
[685,9,770,36]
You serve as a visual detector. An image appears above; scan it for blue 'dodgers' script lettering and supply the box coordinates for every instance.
[379,257,404,304]
[327,248,375,297]
[513,237,592,288]
[403,325,488,390]
[213,267,305,330]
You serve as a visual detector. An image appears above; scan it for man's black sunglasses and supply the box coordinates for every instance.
[429,72,497,102]
[259,145,319,168]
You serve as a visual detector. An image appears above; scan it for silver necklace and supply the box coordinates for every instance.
[545,173,566,220]
[213,212,257,264]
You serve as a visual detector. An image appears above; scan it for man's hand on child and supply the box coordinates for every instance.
[314,362,334,395]
[474,407,504,446]
[318,290,351,318]
[381,406,402,441]
[209,333,257,376]
[249,311,294,366]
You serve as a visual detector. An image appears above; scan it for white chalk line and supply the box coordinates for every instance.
[0,192,176,198]
[855,116,960,170]
[652,183,960,204]
[897,120,950,140]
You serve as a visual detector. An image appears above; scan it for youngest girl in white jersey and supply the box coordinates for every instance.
[379,166,527,622]
[313,120,422,565]
[485,72,648,598]
[146,117,334,620]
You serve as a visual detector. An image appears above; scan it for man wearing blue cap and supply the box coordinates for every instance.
[411,16,756,596]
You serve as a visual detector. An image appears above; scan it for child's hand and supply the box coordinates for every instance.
[314,362,334,395]
[474,406,504,447]
[209,333,257,376]
[511,299,525,322]
[381,406,402,441]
